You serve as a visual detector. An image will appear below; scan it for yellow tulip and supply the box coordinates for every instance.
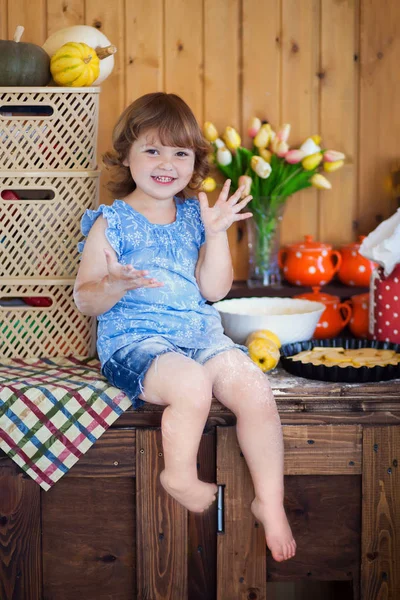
[203,121,219,142]
[276,141,289,157]
[201,177,217,192]
[323,160,344,173]
[269,129,276,144]
[223,126,241,150]
[269,137,289,157]
[311,134,321,145]
[251,155,272,179]
[259,148,272,163]
[302,152,323,171]
[254,124,271,149]
[311,173,332,189]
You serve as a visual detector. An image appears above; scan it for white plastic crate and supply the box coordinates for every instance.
[0,281,95,358]
[0,87,100,170]
[0,170,100,278]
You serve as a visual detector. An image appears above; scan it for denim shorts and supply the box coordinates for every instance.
[102,335,248,409]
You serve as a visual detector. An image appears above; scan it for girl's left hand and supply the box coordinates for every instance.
[198,179,252,236]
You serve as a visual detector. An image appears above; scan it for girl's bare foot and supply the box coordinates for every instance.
[160,470,218,512]
[251,497,297,562]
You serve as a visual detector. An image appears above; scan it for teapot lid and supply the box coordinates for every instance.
[294,286,339,304]
[285,235,332,251]
[340,235,366,250]
[350,292,369,304]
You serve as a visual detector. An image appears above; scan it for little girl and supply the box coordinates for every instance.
[74,92,296,562]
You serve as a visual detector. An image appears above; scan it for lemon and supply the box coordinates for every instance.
[247,338,280,372]
[245,329,281,349]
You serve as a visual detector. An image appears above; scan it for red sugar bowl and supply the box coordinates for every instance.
[294,286,352,339]
[278,235,342,286]
[337,235,377,287]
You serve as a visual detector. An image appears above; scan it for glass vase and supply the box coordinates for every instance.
[246,200,286,288]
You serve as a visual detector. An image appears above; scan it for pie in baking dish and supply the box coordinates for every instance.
[289,347,400,368]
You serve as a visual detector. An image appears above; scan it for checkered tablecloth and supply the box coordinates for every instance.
[0,357,132,491]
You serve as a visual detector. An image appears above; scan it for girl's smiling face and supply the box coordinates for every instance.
[124,128,195,202]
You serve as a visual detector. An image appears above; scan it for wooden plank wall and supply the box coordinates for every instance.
[1,0,399,280]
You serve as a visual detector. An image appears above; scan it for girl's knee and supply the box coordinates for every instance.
[150,353,212,409]
[211,350,272,392]
[175,362,212,412]
[210,353,278,415]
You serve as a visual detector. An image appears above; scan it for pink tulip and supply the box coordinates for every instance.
[285,149,305,164]
[247,117,262,138]
[323,150,346,162]
[238,175,253,197]
[276,123,291,143]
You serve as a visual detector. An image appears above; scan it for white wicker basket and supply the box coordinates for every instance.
[0,87,100,171]
[0,280,96,358]
[0,170,100,278]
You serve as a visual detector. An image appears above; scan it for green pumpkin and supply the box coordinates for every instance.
[0,26,51,86]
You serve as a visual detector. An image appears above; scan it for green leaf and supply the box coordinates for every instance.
[216,161,235,180]
[237,147,253,172]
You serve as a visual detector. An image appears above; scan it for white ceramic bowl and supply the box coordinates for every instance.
[214,297,325,345]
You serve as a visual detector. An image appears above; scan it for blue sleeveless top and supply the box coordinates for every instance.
[77,197,231,365]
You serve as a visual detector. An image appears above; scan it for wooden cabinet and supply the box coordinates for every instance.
[1,371,399,600]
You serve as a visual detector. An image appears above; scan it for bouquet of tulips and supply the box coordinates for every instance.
[202,117,345,201]
[201,118,346,285]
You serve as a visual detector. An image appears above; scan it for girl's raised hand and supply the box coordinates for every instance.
[198,179,252,236]
[104,249,163,291]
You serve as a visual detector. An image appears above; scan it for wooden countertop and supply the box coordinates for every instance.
[113,367,400,428]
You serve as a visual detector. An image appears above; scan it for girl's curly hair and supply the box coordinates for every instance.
[102,92,211,200]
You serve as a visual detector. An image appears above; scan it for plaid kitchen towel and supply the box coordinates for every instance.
[0,357,132,491]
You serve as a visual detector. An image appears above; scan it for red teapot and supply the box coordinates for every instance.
[279,235,342,286]
[343,293,369,338]
[294,286,352,339]
[337,236,377,287]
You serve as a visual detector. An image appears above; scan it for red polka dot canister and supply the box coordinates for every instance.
[369,264,400,343]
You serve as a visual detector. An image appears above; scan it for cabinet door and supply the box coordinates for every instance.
[41,429,136,600]
[216,425,363,600]
[362,426,400,599]
[216,426,267,600]
[0,457,41,600]
[135,429,217,600]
